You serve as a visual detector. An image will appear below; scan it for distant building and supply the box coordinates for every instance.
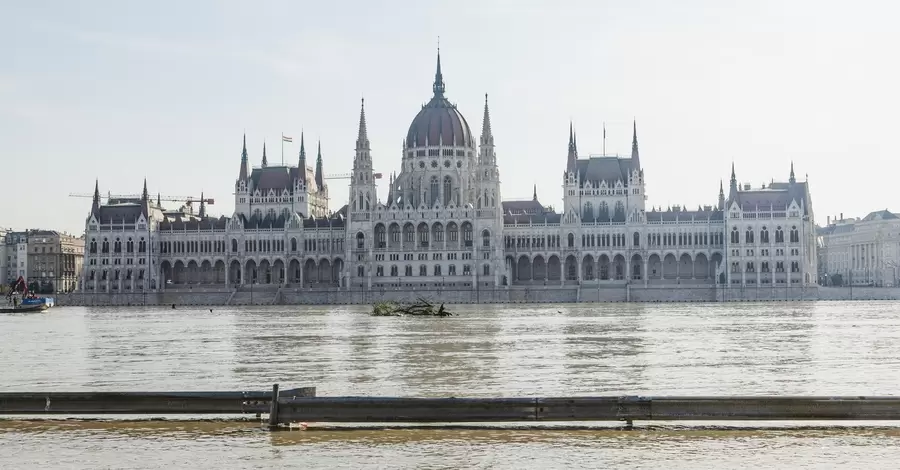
[4,231,28,284]
[818,210,900,286]
[80,51,819,295]
[25,230,84,293]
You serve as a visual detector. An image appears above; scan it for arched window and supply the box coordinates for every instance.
[405,265,413,276]
[375,224,386,247]
[126,238,134,253]
[114,238,122,253]
[390,265,398,276]
[745,228,754,244]
[462,222,473,246]
[633,232,640,247]
[567,233,575,247]
[138,237,146,253]
[730,227,739,244]
[598,202,610,221]
[482,229,491,247]
[290,238,297,252]
[775,226,784,243]
[790,226,799,243]
[443,176,452,206]
[356,232,365,249]
[419,265,427,276]
[483,264,490,276]
[102,238,110,253]
[232,239,239,252]
[613,201,626,222]
[430,176,439,206]
[434,265,442,276]
[89,239,98,254]
[760,226,769,243]
[582,202,593,222]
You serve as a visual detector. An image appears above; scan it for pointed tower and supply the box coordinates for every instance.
[533,184,538,202]
[157,192,161,208]
[141,178,150,217]
[476,93,501,211]
[297,132,307,183]
[729,163,739,203]
[718,179,725,210]
[350,98,376,213]
[314,140,324,190]
[433,48,445,98]
[238,134,249,182]
[199,192,206,218]
[386,172,395,206]
[631,120,641,171]
[91,179,101,215]
[261,142,268,168]
[789,161,796,184]
[566,122,577,172]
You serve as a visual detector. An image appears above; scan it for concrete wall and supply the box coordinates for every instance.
[58,285,900,306]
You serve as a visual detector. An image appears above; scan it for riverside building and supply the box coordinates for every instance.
[79,52,818,299]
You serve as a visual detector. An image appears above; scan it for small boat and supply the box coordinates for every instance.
[3,276,54,313]
[0,304,47,314]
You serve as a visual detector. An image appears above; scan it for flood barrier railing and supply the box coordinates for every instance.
[4,385,900,429]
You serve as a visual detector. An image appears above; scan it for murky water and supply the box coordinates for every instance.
[2,302,900,468]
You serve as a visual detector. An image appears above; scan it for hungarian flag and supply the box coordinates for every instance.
[282,135,293,143]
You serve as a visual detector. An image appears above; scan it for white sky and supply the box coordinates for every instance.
[2,0,897,234]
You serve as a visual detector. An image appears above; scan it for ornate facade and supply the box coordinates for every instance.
[80,52,818,295]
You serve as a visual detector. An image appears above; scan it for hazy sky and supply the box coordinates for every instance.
[3,0,897,235]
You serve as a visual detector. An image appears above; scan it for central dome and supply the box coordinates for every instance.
[405,53,475,149]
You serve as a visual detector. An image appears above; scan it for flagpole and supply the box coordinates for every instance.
[602,122,606,156]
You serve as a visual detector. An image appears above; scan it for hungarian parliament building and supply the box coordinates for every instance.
[80,53,818,293]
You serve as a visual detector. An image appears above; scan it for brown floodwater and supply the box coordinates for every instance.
[2,302,900,468]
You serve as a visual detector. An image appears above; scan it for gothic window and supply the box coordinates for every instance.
[567,233,575,248]
[114,238,122,253]
[419,265,427,276]
[443,176,452,205]
[761,227,770,243]
[598,202,610,221]
[448,223,459,242]
[403,223,415,243]
[434,265,442,276]
[290,238,297,252]
[375,224,386,247]
[613,201,626,222]
[746,262,755,273]
[390,224,400,244]
[432,223,444,243]
[633,232,640,247]
[138,237,146,253]
[102,238,109,253]
[418,223,429,246]
[89,239,97,254]
[482,229,491,247]
[356,232,365,250]
[376,266,383,277]
[790,226,799,243]
[483,264,490,276]
[775,226,784,243]
[745,228,754,244]
[449,264,457,276]
[462,222,473,246]
[582,202,593,222]
[430,176,439,206]
[730,227,739,244]
[791,261,800,272]
[405,265,413,276]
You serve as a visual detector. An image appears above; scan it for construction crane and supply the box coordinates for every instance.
[325,172,383,180]
[68,193,215,214]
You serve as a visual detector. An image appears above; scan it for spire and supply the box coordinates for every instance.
[718,179,725,210]
[157,192,161,207]
[297,132,307,183]
[238,133,249,181]
[566,122,577,172]
[387,172,395,205]
[481,93,493,144]
[314,140,324,189]
[631,120,641,171]
[789,161,796,184]
[533,184,538,202]
[729,162,738,197]
[356,98,369,151]
[142,178,149,202]
[91,179,100,213]
[432,46,445,98]
[261,142,268,168]
[199,192,206,217]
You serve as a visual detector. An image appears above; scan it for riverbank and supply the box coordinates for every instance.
[48,285,899,306]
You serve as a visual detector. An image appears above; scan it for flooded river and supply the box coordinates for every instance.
[2,302,900,468]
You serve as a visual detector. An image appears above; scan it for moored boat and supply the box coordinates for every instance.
[4,276,54,313]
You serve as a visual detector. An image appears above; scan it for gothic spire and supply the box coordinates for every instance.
[789,161,796,184]
[157,192,161,207]
[91,178,100,214]
[631,120,641,171]
[730,162,738,194]
[387,172,395,205]
[433,47,445,98]
[199,192,206,217]
[533,184,538,202]
[261,142,268,168]
[356,98,369,151]
[718,179,725,210]
[566,122,577,172]
[142,178,149,202]
[297,131,307,183]
[238,133,249,181]
[481,93,493,144]
[314,140,324,189]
